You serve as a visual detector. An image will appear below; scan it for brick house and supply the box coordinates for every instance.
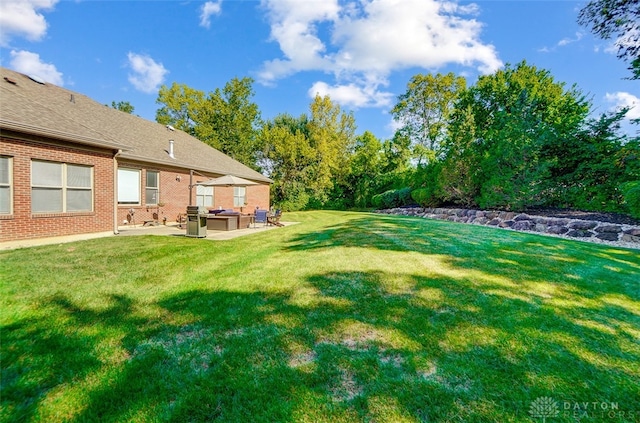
[0,67,271,243]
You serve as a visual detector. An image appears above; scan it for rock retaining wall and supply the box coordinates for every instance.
[376,207,640,246]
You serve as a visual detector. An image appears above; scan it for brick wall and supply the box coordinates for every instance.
[115,164,271,227]
[0,138,272,241]
[1,138,115,242]
[207,184,270,213]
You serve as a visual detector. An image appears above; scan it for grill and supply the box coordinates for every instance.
[185,206,208,238]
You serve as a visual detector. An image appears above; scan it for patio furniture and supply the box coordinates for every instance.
[206,215,238,231]
[267,209,284,227]
[255,209,268,227]
[219,211,252,229]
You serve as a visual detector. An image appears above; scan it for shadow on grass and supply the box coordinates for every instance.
[4,267,638,422]
[2,213,638,422]
[287,213,640,291]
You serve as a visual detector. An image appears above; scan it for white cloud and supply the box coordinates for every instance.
[200,1,222,29]
[258,0,501,109]
[308,80,393,109]
[557,32,583,47]
[126,52,168,94]
[0,0,58,47]
[539,31,583,52]
[9,49,63,85]
[605,92,640,120]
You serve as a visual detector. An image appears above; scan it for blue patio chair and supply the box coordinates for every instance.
[255,209,268,227]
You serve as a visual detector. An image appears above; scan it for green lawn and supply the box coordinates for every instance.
[1,211,639,422]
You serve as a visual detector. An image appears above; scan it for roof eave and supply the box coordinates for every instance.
[118,152,273,183]
[0,119,131,152]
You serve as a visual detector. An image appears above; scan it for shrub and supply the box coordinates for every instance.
[620,181,640,219]
[380,190,399,208]
[411,186,443,207]
[372,187,414,209]
[371,193,384,209]
[397,187,413,206]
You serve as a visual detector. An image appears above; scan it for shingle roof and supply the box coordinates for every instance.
[0,67,271,183]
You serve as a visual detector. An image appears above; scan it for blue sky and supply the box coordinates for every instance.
[1,0,638,141]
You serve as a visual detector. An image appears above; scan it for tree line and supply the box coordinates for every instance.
[113,0,639,217]
[147,60,638,218]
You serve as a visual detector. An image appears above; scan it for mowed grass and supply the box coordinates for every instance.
[1,211,639,422]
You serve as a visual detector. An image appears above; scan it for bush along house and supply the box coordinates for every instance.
[0,67,272,244]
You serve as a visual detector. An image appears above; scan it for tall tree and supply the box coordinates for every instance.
[155,82,205,134]
[155,78,262,168]
[392,72,466,164]
[195,77,262,168]
[348,131,386,208]
[578,0,640,79]
[259,114,315,210]
[546,109,633,210]
[307,94,357,204]
[442,61,590,210]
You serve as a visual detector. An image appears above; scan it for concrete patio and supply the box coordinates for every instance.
[1,221,294,250]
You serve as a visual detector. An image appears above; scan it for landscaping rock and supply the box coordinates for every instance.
[596,232,620,241]
[512,220,535,231]
[566,229,594,238]
[534,223,547,232]
[514,213,532,222]
[622,229,640,243]
[376,207,639,248]
[499,211,515,220]
[595,225,622,233]
[569,221,598,230]
[547,225,569,235]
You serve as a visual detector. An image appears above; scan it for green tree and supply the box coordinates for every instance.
[392,72,466,164]
[110,101,135,114]
[546,109,634,211]
[195,77,262,168]
[381,131,412,175]
[155,82,205,134]
[348,131,385,208]
[307,94,356,205]
[578,0,640,79]
[259,114,315,210]
[155,78,262,168]
[442,61,590,210]
[436,104,479,206]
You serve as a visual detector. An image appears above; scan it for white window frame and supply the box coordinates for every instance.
[196,185,214,207]
[233,186,246,207]
[31,160,93,213]
[118,168,141,205]
[145,170,160,205]
[0,156,12,215]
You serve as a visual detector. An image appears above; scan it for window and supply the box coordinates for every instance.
[0,156,12,214]
[66,165,92,211]
[118,168,140,205]
[233,186,246,207]
[145,170,159,205]
[31,160,93,213]
[196,185,213,207]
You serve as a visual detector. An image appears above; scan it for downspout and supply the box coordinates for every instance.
[113,149,122,234]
